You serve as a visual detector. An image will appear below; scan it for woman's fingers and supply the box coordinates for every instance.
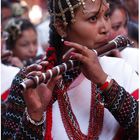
[62,48,76,61]
[63,41,98,62]
[64,41,86,52]
[64,41,89,55]
[46,75,62,91]
[39,61,49,71]
[69,52,86,63]
[62,41,107,85]
[26,63,42,72]
[26,61,49,73]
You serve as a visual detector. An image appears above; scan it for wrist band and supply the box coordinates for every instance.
[25,107,46,126]
[99,75,112,91]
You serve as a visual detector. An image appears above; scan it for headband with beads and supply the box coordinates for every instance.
[48,0,96,26]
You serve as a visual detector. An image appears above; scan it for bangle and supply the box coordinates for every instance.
[25,107,46,126]
[99,75,112,91]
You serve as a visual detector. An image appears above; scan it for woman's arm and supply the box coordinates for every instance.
[2,60,58,139]
[102,79,138,140]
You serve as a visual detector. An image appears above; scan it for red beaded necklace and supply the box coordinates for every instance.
[58,83,104,140]
[45,83,104,140]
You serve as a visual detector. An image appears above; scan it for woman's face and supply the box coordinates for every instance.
[13,28,38,61]
[66,0,111,50]
[110,8,128,40]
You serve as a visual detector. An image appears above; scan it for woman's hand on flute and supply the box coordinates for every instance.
[22,61,61,121]
[63,41,108,86]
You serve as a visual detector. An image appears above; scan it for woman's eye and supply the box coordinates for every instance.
[112,25,120,31]
[20,43,28,47]
[88,16,97,22]
[104,12,110,20]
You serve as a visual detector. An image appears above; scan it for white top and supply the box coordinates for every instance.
[51,56,139,140]
[120,47,139,73]
[1,63,20,94]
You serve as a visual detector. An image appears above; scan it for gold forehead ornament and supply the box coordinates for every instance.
[49,0,96,26]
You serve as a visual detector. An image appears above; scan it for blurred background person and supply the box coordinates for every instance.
[108,0,139,73]
[1,0,13,28]
[109,0,128,40]
[127,21,139,48]
[2,0,50,54]
[122,0,138,23]
[109,0,138,48]
[4,18,41,68]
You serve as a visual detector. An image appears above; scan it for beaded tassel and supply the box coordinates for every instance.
[58,0,68,26]
[80,0,86,9]
[66,0,75,23]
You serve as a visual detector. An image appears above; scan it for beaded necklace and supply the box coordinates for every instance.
[45,82,104,140]
[58,83,104,140]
